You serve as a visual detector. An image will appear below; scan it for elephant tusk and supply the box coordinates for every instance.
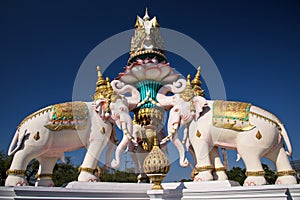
[160,134,172,145]
[105,112,110,118]
[122,128,138,146]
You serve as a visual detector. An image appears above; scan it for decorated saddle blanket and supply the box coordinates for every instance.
[212,100,255,131]
[44,102,88,131]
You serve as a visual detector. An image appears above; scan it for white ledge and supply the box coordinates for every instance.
[0,181,299,200]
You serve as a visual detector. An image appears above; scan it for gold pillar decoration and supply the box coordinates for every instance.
[143,129,170,190]
[191,66,205,97]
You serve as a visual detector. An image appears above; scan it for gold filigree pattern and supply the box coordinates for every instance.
[35,173,53,179]
[180,74,194,102]
[249,111,280,129]
[78,166,102,178]
[212,100,255,131]
[135,107,164,126]
[191,66,205,97]
[17,107,52,131]
[143,131,170,190]
[6,169,26,176]
[129,9,166,63]
[195,165,214,172]
[276,170,296,176]
[215,167,227,172]
[94,66,107,100]
[44,102,88,131]
[245,170,266,176]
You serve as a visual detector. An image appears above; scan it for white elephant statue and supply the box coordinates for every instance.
[157,78,297,186]
[5,81,140,187]
[157,80,228,181]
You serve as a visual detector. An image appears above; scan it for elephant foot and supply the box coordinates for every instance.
[5,175,28,187]
[78,171,100,182]
[193,171,213,182]
[275,175,297,185]
[244,176,266,186]
[35,179,54,187]
[215,171,228,181]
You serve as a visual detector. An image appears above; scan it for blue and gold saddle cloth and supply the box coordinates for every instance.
[44,101,88,131]
[212,100,255,131]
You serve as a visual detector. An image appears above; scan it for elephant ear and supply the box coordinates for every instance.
[193,96,208,119]
[94,99,107,113]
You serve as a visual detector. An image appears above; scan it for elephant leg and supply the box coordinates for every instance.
[78,135,109,182]
[35,157,57,187]
[210,147,228,181]
[104,137,116,171]
[192,139,214,182]
[237,145,266,186]
[264,143,297,185]
[5,148,43,186]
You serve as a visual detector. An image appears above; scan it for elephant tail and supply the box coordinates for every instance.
[8,129,27,156]
[278,123,292,156]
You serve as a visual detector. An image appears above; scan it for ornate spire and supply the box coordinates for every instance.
[105,77,114,98]
[180,74,195,102]
[191,66,205,97]
[129,9,166,63]
[93,66,107,100]
[143,8,150,20]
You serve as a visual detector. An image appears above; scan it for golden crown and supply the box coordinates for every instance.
[129,8,166,63]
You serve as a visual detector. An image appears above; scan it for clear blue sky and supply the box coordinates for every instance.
[0,0,299,182]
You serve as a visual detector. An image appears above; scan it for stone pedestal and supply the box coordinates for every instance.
[0,181,299,200]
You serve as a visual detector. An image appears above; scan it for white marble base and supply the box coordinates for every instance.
[0,181,299,200]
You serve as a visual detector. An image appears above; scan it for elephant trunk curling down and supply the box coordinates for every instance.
[110,80,140,168]
[156,79,189,167]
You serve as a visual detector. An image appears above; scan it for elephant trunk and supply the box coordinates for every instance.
[156,79,186,107]
[111,80,140,110]
[161,108,180,144]
[172,134,189,167]
[111,122,135,168]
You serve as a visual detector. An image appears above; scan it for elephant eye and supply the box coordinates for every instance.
[174,108,179,112]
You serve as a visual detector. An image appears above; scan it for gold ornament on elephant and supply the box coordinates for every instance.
[212,100,255,131]
[44,102,88,131]
[34,131,40,141]
[180,74,194,102]
[256,130,262,140]
[191,66,205,97]
[196,130,201,138]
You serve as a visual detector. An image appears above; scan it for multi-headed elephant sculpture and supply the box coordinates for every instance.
[5,68,140,187]
[109,79,189,182]
[157,75,297,186]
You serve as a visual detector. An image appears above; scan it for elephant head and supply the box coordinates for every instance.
[109,80,141,168]
[156,78,207,167]
[157,76,207,138]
